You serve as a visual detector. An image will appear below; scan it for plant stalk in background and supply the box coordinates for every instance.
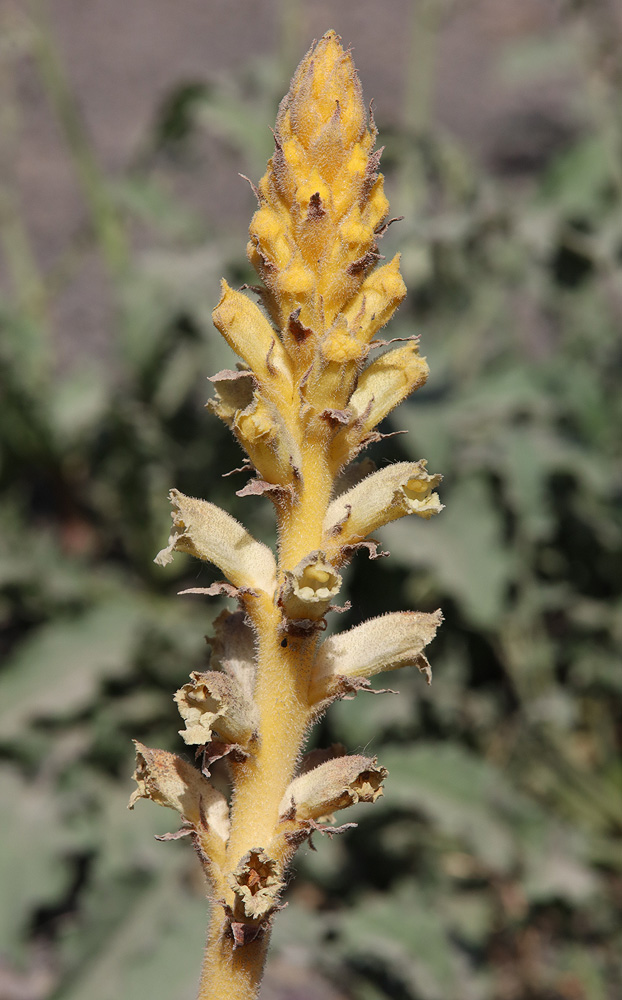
[129,31,443,1000]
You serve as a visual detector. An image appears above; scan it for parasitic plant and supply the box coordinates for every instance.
[129,31,443,1000]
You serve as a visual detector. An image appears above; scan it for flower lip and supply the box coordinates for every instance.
[279,551,342,622]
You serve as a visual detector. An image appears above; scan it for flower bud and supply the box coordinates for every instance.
[329,345,429,469]
[212,280,293,391]
[350,344,429,430]
[233,392,301,486]
[245,31,390,335]
[305,319,368,412]
[341,254,407,344]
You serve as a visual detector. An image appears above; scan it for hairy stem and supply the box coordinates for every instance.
[198,457,331,997]
[199,907,271,1000]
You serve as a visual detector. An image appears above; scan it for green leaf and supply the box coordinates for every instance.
[338,882,461,1000]
[0,766,78,956]
[539,135,614,215]
[379,742,537,871]
[57,861,208,1000]
[49,368,110,449]
[0,598,149,739]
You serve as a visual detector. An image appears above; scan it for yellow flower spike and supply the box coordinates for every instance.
[248,30,391,335]
[146,32,444,1000]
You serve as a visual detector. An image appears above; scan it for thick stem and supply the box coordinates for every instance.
[225,605,316,861]
[198,906,271,1000]
[197,451,332,1000]
[278,433,334,570]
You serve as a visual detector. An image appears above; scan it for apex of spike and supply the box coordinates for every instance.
[279,31,367,151]
[248,31,391,338]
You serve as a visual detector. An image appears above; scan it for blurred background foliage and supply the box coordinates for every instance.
[0,1,621,999]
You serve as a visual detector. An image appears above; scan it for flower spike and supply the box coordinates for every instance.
[140,31,444,999]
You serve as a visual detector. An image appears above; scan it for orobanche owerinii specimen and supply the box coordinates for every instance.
[129,30,443,1000]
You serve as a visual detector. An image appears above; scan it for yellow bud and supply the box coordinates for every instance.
[342,254,407,343]
[250,206,282,245]
[212,280,293,391]
[350,344,429,431]
[321,329,365,365]
[304,322,366,412]
[340,218,373,248]
[345,144,368,177]
[277,260,315,297]
[282,137,306,171]
[329,346,429,469]
[365,178,390,230]
[234,393,301,487]
[295,173,331,214]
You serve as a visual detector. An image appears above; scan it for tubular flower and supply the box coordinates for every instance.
[131,31,444,1000]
